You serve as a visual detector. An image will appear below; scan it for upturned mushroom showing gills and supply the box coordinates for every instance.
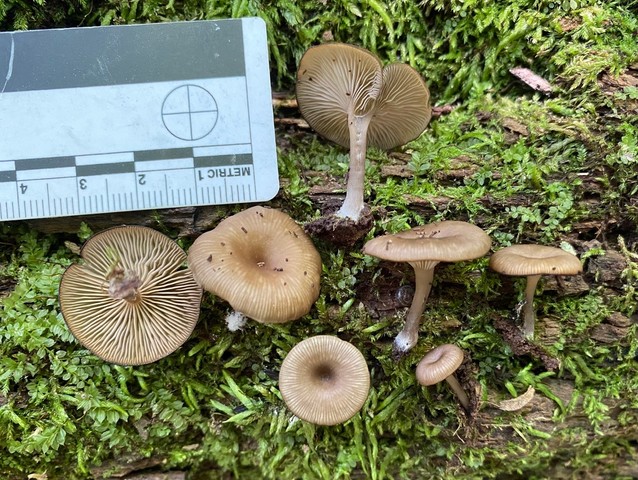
[188,206,322,324]
[279,335,370,425]
[59,226,203,366]
[416,344,469,410]
[363,221,491,356]
[297,43,431,224]
[489,244,582,339]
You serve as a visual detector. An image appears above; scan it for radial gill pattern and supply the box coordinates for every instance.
[59,226,202,365]
[279,335,370,425]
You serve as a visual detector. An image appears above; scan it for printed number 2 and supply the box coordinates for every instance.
[138,174,146,185]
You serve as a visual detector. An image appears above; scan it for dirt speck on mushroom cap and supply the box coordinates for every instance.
[188,206,322,324]
[363,220,492,264]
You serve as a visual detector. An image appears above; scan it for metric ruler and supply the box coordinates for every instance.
[0,18,278,221]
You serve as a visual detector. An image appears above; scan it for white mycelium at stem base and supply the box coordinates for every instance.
[393,260,437,353]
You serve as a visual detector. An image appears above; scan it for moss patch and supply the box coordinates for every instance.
[1,0,638,478]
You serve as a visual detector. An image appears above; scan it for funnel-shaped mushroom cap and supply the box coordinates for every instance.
[188,206,322,324]
[489,244,582,276]
[279,335,370,425]
[297,43,382,148]
[59,226,203,366]
[363,221,492,264]
[296,43,431,150]
[368,63,432,150]
[416,344,464,386]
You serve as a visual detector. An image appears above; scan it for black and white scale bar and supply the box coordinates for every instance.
[0,18,278,221]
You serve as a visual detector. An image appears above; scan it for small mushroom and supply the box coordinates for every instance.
[59,225,203,365]
[362,221,491,356]
[279,335,370,425]
[416,344,469,410]
[489,244,582,339]
[188,206,322,324]
[297,43,431,222]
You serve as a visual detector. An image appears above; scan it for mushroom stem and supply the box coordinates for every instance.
[445,374,470,410]
[337,113,373,221]
[393,263,436,355]
[522,274,541,339]
[107,267,141,303]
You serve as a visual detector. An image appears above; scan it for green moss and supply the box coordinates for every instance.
[2,0,638,478]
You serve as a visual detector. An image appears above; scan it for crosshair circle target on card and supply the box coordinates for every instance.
[161,84,219,141]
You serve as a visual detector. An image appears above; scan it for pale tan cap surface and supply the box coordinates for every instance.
[59,226,203,366]
[489,244,582,276]
[363,221,492,264]
[279,335,370,425]
[188,206,322,324]
[416,344,464,386]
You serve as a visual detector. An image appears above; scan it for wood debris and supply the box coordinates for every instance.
[509,67,553,94]
[497,386,536,411]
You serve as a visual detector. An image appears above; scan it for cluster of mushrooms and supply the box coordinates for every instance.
[59,43,584,426]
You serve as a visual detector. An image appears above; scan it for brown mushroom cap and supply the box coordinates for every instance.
[296,43,431,150]
[188,206,322,324]
[296,43,382,148]
[368,62,432,150]
[489,244,582,276]
[59,226,203,366]
[279,335,370,425]
[416,344,464,386]
[362,220,492,265]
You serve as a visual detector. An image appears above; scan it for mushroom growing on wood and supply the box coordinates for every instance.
[59,225,203,365]
[363,221,491,356]
[489,244,582,339]
[188,206,322,324]
[279,335,370,425]
[416,344,469,410]
[297,43,431,243]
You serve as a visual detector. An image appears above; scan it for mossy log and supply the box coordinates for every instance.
[2,1,638,479]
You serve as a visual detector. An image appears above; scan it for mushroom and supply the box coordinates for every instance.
[188,206,322,324]
[416,344,469,410]
[489,244,582,339]
[362,221,491,356]
[296,43,431,222]
[59,225,203,365]
[279,335,370,425]
[363,220,492,356]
